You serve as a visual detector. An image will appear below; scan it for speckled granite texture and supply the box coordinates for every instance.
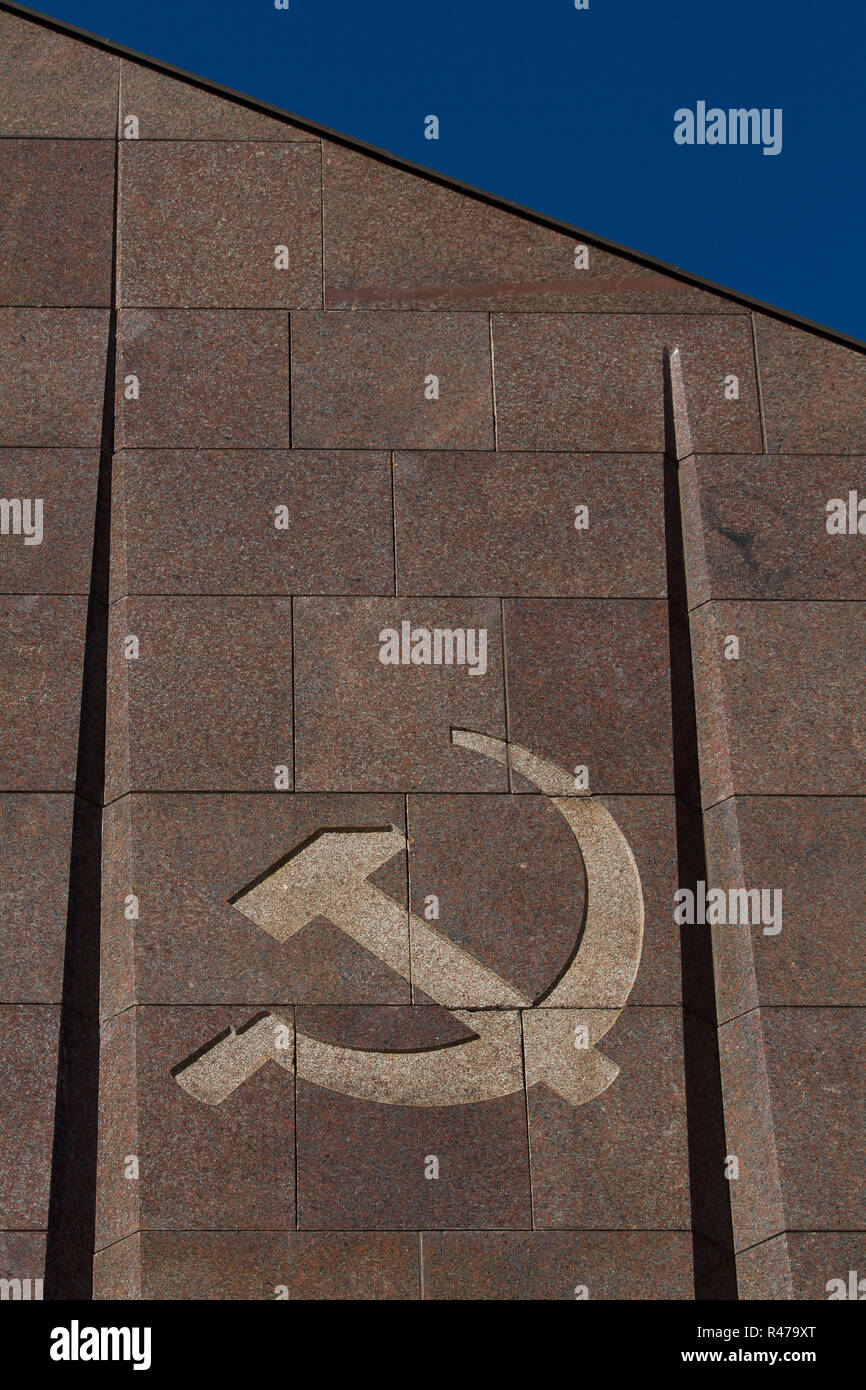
[1,3,862,1302]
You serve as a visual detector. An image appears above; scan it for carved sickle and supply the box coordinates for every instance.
[451,731,645,1010]
[174,734,644,1109]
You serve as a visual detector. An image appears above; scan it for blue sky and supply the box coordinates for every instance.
[19,0,865,341]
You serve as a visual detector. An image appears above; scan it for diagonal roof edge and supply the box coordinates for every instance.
[4,0,865,354]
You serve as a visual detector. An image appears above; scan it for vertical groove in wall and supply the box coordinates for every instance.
[662,348,737,1300]
[43,134,119,1300]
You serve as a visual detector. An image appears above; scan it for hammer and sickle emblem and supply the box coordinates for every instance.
[173,732,644,1110]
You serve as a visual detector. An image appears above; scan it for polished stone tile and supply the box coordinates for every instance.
[527,1007,690,1231]
[716,1008,785,1254]
[0,595,87,791]
[595,795,683,1006]
[0,451,99,594]
[291,311,494,449]
[504,599,674,794]
[0,141,114,306]
[94,1230,420,1299]
[691,601,866,802]
[393,451,666,596]
[406,793,584,1004]
[293,597,506,792]
[0,1006,59,1228]
[115,309,289,449]
[118,142,322,308]
[719,1007,865,1252]
[705,796,866,1012]
[110,450,392,597]
[422,1230,694,1299]
[763,1008,864,1232]
[681,454,866,603]
[105,597,293,796]
[756,316,866,454]
[0,1232,48,1295]
[738,1232,866,1301]
[0,310,108,446]
[96,1006,295,1248]
[0,11,118,137]
[0,794,75,1003]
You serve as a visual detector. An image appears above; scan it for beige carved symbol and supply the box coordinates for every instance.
[174,732,644,1110]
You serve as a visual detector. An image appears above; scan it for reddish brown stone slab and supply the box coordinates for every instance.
[720,1007,866,1256]
[293,597,507,792]
[105,597,293,797]
[691,601,866,802]
[0,141,114,307]
[0,1006,59,1228]
[0,794,75,1002]
[0,1232,48,1295]
[115,309,289,449]
[118,142,322,309]
[393,451,666,597]
[110,450,393,598]
[95,1006,295,1250]
[422,1231,694,1299]
[681,455,866,602]
[705,796,866,1011]
[504,599,674,794]
[527,1008,690,1230]
[291,311,494,450]
[0,451,98,594]
[0,595,87,791]
[93,1233,139,1300]
[295,1049,531,1230]
[0,11,118,137]
[716,1009,784,1254]
[322,143,739,315]
[492,314,760,453]
[100,794,411,1015]
[733,1232,792,1300]
[252,1231,420,1300]
[406,794,584,1003]
[762,1008,864,1233]
[739,1233,866,1301]
[119,61,316,141]
[0,309,108,446]
[95,1231,420,1299]
[756,316,866,454]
